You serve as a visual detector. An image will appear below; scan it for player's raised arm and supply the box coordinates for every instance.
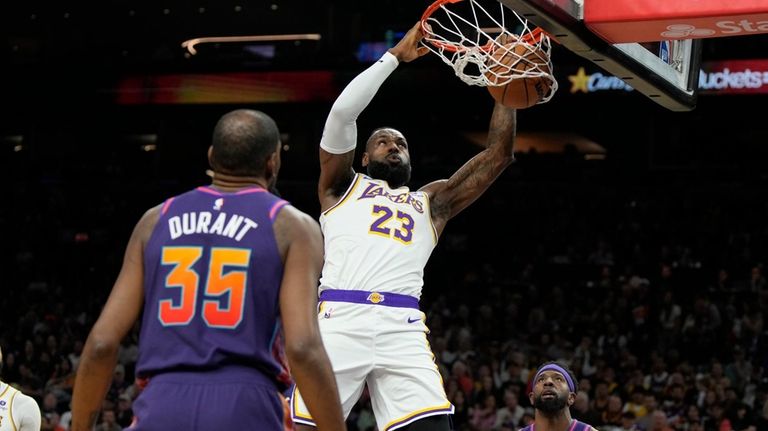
[71,206,158,431]
[318,22,428,211]
[420,102,517,236]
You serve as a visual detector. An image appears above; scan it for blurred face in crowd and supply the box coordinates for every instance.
[607,395,623,413]
[643,394,658,411]
[595,381,609,398]
[573,391,590,412]
[651,411,668,431]
[505,390,519,409]
[687,405,700,421]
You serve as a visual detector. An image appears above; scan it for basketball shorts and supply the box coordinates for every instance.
[129,366,289,431]
[290,290,453,431]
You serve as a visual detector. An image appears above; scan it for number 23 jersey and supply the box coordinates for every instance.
[319,173,438,299]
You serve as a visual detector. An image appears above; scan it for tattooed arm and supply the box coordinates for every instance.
[420,103,516,237]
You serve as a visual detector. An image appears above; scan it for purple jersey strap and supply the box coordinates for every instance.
[519,420,590,431]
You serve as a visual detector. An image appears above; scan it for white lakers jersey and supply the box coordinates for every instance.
[319,173,438,298]
[0,382,41,431]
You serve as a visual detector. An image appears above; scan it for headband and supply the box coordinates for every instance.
[533,364,575,392]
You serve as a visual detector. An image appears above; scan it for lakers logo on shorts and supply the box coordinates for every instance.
[366,292,385,304]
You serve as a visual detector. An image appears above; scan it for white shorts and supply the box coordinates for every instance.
[290,299,453,431]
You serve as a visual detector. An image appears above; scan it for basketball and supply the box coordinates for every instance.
[485,41,552,109]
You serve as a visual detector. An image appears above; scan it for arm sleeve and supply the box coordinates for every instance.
[319,51,399,154]
[13,393,42,431]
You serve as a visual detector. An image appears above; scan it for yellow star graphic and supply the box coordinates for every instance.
[568,67,590,93]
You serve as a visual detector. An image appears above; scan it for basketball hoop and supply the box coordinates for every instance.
[420,0,558,103]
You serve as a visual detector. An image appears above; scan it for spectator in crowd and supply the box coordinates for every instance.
[572,391,602,426]
[470,393,498,431]
[95,409,122,431]
[648,410,673,431]
[495,388,526,429]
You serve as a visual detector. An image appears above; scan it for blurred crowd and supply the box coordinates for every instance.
[2,159,768,431]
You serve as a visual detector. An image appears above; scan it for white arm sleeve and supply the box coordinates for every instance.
[12,393,41,431]
[319,51,400,154]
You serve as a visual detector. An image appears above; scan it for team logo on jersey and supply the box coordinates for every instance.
[358,182,424,213]
[213,198,224,211]
[367,292,385,304]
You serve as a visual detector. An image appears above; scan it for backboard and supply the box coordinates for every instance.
[499,0,703,111]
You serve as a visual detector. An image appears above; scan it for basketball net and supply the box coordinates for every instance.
[421,0,558,103]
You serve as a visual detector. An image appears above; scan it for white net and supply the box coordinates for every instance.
[421,0,558,104]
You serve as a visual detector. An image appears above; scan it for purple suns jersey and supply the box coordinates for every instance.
[135,185,291,389]
[520,420,593,431]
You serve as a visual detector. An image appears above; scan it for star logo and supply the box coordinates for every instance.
[568,67,590,94]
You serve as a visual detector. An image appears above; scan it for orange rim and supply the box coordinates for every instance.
[421,0,493,53]
[420,0,553,52]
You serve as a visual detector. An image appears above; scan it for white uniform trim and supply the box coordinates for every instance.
[0,382,42,431]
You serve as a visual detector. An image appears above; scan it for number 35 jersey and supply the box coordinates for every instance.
[136,186,290,387]
[319,173,438,299]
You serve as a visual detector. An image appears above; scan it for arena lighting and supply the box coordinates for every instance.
[2,135,23,144]
[182,33,322,55]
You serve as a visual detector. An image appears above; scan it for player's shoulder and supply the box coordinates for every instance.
[12,389,38,404]
[12,390,41,430]
[138,202,164,230]
[274,204,317,228]
[143,202,164,219]
[272,204,322,256]
[11,389,41,412]
[573,420,597,431]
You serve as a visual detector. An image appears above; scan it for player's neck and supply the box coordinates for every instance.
[210,172,268,192]
[534,412,573,431]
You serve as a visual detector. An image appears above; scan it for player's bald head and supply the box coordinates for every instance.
[210,109,281,177]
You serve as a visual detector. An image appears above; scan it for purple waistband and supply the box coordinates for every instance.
[319,289,419,309]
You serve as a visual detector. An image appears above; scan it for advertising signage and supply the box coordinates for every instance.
[564,60,768,95]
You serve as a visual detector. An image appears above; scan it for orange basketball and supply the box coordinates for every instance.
[485,41,552,109]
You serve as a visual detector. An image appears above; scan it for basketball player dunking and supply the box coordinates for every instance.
[291,22,518,431]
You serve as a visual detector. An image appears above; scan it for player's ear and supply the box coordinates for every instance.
[567,392,576,406]
[207,146,214,168]
[361,152,370,167]
[529,391,535,405]
[266,151,278,178]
